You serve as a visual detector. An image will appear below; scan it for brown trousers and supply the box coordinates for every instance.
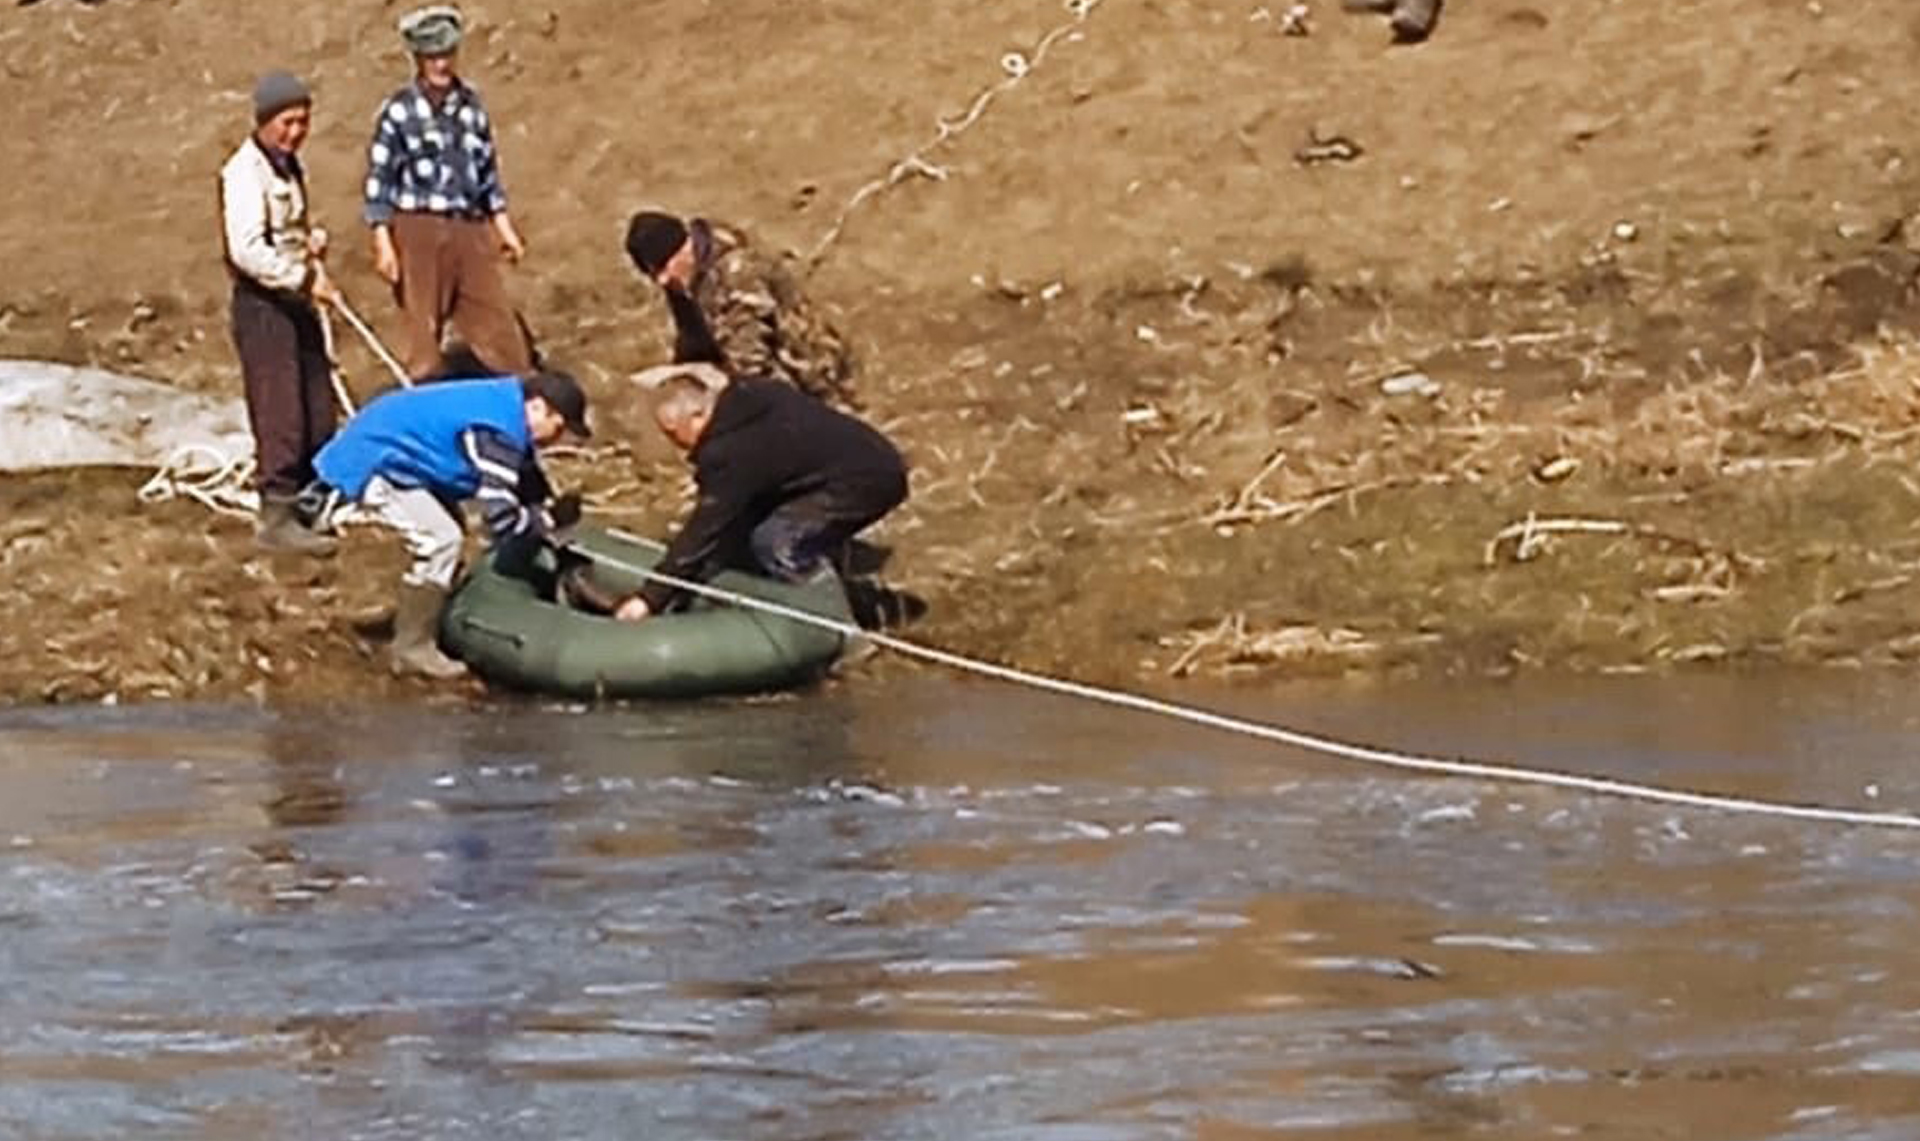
[390,212,532,380]
[230,279,336,498]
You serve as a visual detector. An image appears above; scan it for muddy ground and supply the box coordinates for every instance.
[6,0,1920,703]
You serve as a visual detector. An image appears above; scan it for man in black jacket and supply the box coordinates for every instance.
[613,369,908,623]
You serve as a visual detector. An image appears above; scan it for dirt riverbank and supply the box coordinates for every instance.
[6,0,1920,703]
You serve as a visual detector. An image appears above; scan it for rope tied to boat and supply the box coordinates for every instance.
[582,527,1920,833]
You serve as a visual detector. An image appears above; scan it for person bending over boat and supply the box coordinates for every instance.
[613,367,907,624]
[304,372,591,678]
[624,211,858,408]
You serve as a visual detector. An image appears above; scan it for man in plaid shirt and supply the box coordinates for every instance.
[364,5,533,380]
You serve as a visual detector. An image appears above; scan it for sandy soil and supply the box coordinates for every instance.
[6,0,1920,703]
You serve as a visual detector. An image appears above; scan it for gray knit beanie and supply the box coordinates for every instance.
[252,71,312,125]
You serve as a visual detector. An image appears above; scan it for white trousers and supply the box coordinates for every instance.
[362,476,464,588]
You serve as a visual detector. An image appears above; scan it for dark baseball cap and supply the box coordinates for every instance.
[524,370,592,439]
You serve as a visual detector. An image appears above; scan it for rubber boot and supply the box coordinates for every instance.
[390,582,467,680]
[256,494,338,556]
[1390,0,1439,42]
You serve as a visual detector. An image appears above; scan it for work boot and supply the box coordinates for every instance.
[1390,0,1439,42]
[256,494,338,556]
[390,582,467,680]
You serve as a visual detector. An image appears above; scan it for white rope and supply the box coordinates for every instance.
[138,306,362,524]
[318,309,360,417]
[136,444,258,519]
[590,528,1920,832]
[329,292,412,388]
[806,0,1107,268]
[133,296,399,527]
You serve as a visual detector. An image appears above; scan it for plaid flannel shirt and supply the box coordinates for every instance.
[362,80,508,225]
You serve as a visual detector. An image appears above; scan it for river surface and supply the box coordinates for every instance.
[2,673,1918,1140]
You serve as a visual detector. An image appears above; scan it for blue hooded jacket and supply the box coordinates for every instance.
[315,378,530,501]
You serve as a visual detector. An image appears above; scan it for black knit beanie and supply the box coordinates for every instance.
[625,211,688,275]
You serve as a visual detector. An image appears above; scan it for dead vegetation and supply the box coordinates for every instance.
[9,0,1920,700]
[11,256,1920,702]
[1121,332,1920,679]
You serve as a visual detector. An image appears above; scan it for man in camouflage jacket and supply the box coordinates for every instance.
[625,212,856,407]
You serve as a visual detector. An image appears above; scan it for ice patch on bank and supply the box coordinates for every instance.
[0,359,250,472]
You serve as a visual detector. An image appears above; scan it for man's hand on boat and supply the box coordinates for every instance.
[613,596,652,623]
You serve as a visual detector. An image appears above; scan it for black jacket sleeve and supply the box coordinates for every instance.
[637,453,755,612]
[667,286,725,367]
[462,426,548,545]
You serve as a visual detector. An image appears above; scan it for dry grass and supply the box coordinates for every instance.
[1108,332,1920,679]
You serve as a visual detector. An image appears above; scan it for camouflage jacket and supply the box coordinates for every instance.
[666,220,857,406]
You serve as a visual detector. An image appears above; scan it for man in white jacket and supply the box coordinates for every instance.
[218,70,340,555]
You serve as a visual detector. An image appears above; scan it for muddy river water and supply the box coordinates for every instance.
[1,673,1918,1140]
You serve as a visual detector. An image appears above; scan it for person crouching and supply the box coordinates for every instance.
[613,366,907,624]
[307,371,590,678]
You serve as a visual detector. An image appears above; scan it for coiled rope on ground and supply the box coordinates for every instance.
[590,528,1920,833]
[136,444,258,520]
[136,296,389,523]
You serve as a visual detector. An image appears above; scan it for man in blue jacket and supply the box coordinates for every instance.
[309,371,590,678]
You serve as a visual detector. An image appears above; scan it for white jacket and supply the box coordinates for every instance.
[219,138,313,294]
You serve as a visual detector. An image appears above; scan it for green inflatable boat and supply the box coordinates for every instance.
[439,526,854,700]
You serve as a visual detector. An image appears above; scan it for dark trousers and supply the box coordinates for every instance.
[230,279,336,498]
[390,212,533,381]
[749,471,908,581]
